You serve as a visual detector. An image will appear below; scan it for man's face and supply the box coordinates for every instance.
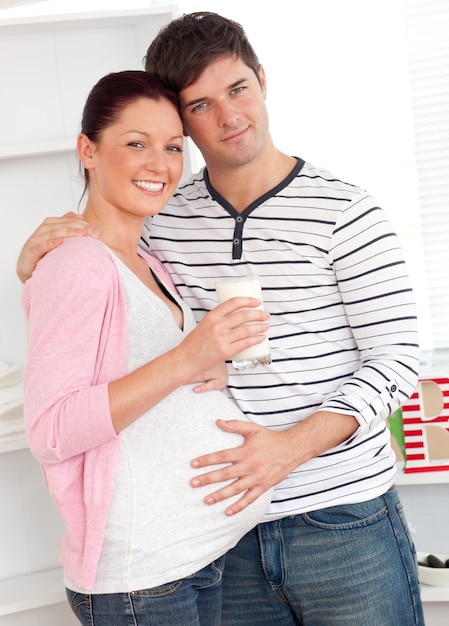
[179,55,269,170]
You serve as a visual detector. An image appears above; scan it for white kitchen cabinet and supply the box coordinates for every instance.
[396,469,449,559]
[0,7,190,622]
[0,445,73,624]
[396,472,449,625]
[0,4,201,372]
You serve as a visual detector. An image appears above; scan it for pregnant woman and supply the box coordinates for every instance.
[22,70,272,626]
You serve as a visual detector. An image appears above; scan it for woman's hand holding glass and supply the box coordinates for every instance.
[179,297,270,387]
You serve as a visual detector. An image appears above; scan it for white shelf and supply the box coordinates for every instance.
[0,406,26,454]
[0,3,178,30]
[0,6,178,33]
[0,434,27,454]
[0,567,65,616]
[395,470,449,486]
[0,139,75,161]
[421,584,449,603]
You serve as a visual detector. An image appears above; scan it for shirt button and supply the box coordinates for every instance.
[391,384,397,392]
[233,239,240,245]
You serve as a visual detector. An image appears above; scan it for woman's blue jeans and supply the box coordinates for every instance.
[66,557,224,626]
[221,486,425,625]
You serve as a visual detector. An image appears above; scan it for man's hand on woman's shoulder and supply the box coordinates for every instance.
[17,212,101,283]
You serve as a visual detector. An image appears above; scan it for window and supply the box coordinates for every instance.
[404,0,449,355]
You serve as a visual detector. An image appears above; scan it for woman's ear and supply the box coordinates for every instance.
[77,133,96,169]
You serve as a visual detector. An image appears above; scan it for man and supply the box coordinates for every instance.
[18,12,424,626]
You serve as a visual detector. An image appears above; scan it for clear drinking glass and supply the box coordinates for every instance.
[215,274,271,370]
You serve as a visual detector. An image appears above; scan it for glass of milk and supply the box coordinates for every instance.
[215,274,271,370]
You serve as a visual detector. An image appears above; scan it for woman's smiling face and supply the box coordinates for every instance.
[80,96,184,220]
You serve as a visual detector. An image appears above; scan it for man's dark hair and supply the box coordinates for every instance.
[144,12,261,93]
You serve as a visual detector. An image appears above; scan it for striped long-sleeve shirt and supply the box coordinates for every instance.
[142,158,420,519]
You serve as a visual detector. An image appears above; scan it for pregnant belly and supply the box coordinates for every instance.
[106,385,273,582]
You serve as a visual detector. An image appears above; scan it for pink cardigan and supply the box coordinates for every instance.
[22,237,175,589]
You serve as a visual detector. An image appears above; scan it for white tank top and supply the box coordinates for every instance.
[86,254,272,593]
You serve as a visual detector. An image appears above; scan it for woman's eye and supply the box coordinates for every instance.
[166,145,183,153]
[128,141,144,148]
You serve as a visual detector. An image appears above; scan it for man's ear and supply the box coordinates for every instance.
[258,64,267,98]
[77,133,96,169]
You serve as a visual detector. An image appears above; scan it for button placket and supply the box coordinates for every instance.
[232,215,245,259]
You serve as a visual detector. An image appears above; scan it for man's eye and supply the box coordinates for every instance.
[192,102,207,113]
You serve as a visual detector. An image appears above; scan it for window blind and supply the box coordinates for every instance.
[404,0,449,351]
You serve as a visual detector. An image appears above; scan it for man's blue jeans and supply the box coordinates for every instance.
[66,556,224,626]
[222,486,425,625]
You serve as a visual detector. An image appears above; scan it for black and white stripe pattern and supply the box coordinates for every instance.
[142,159,420,518]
